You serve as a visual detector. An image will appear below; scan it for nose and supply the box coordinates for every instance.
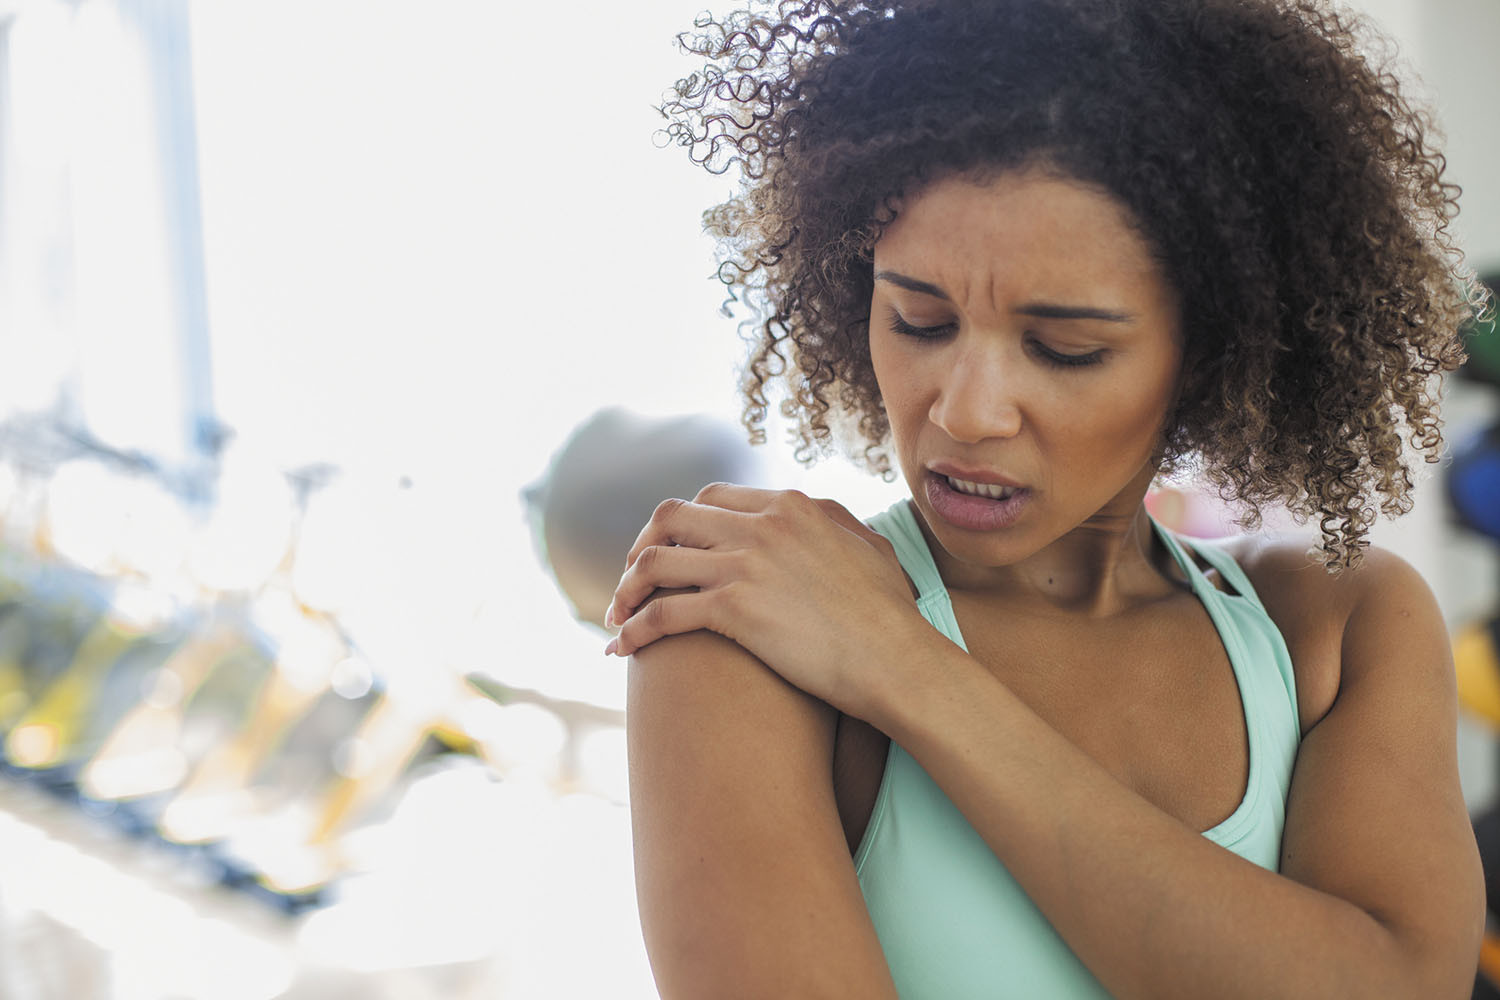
[928,351,1023,444]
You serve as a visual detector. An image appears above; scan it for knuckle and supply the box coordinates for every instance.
[695,481,730,503]
[766,489,812,531]
[652,497,687,523]
[638,544,662,573]
[778,488,811,508]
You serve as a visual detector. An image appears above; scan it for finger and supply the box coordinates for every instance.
[622,497,754,570]
[607,589,724,658]
[607,544,723,627]
[690,481,788,512]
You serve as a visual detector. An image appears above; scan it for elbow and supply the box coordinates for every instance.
[1388,945,1484,1000]
[1363,904,1484,1000]
[643,929,896,1000]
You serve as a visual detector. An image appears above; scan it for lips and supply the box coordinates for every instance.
[924,470,1031,531]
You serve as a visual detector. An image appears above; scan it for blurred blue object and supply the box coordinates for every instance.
[1449,422,1500,542]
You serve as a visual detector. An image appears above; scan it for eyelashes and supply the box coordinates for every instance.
[1031,342,1108,368]
[885,310,1107,368]
[887,312,957,340]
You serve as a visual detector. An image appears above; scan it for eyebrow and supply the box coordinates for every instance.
[873,269,1136,323]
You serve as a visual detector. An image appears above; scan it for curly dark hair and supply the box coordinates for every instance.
[659,0,1492,568]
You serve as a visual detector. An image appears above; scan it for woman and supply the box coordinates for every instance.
[606,0,1489,996]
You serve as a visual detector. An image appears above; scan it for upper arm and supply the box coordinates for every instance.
[1276,549,1484,995]
[626,594,897,999]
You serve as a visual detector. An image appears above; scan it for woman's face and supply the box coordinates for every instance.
[869,167,1183,579]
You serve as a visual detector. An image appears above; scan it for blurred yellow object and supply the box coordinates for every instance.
[4,616,136,769]
[0,602,30,728]
[0,655,29,730]
[1455,620,1500,729]
[308,673,482,846]
[81,628,244,801]
[1480,930,1500,988]
[158,664,326,843]
[308,694,428,845]
[0,610,37,729]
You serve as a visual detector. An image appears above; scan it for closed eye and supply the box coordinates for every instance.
[888,310,956,340]
[888,309,1108,368]
[1028,339,1107,368]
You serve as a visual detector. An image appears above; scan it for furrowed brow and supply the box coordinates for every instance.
[875,271,1135,322]
[873,270,949,300]
[1016,303,1135,323]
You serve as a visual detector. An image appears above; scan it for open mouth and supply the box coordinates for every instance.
[925,471,1030,531]
[944,475,1019,502]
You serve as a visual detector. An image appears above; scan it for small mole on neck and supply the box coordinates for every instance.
[1047,577,1054,585]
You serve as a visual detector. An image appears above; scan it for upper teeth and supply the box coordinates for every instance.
[947,476,1017,500]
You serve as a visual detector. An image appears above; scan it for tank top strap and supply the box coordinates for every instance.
[1149,516,1268,612]
[1148,514,1219,597]
[1179,538,1268,611]
[866,500,948,603]
[866,500,972,647]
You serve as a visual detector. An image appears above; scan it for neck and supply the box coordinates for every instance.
[918,477,1181,617]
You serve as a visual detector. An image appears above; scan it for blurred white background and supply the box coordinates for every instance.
[0,0,1494,997]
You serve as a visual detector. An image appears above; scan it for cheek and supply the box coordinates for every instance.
[871,347,927,434]
[1074,370,1178,457]
[869,345,930,470]
[869,336,906,415]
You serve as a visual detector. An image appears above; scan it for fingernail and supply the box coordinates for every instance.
[604,638,619,657]
[604,603,616,628]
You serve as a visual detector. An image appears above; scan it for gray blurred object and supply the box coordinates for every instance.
[525,409,766,630]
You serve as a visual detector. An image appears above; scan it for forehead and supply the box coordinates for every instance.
[873,168,1170,300]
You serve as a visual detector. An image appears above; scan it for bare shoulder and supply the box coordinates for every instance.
[627,590,840,767]
[1218,534,1445,733]
[1224,531,1437,620]
[626,590,895,998]
[1224,532,1441,630]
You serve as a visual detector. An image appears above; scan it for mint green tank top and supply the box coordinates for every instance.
[860,500,1301,999]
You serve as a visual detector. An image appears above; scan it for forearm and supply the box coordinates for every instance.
[868,640,1444,1000]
